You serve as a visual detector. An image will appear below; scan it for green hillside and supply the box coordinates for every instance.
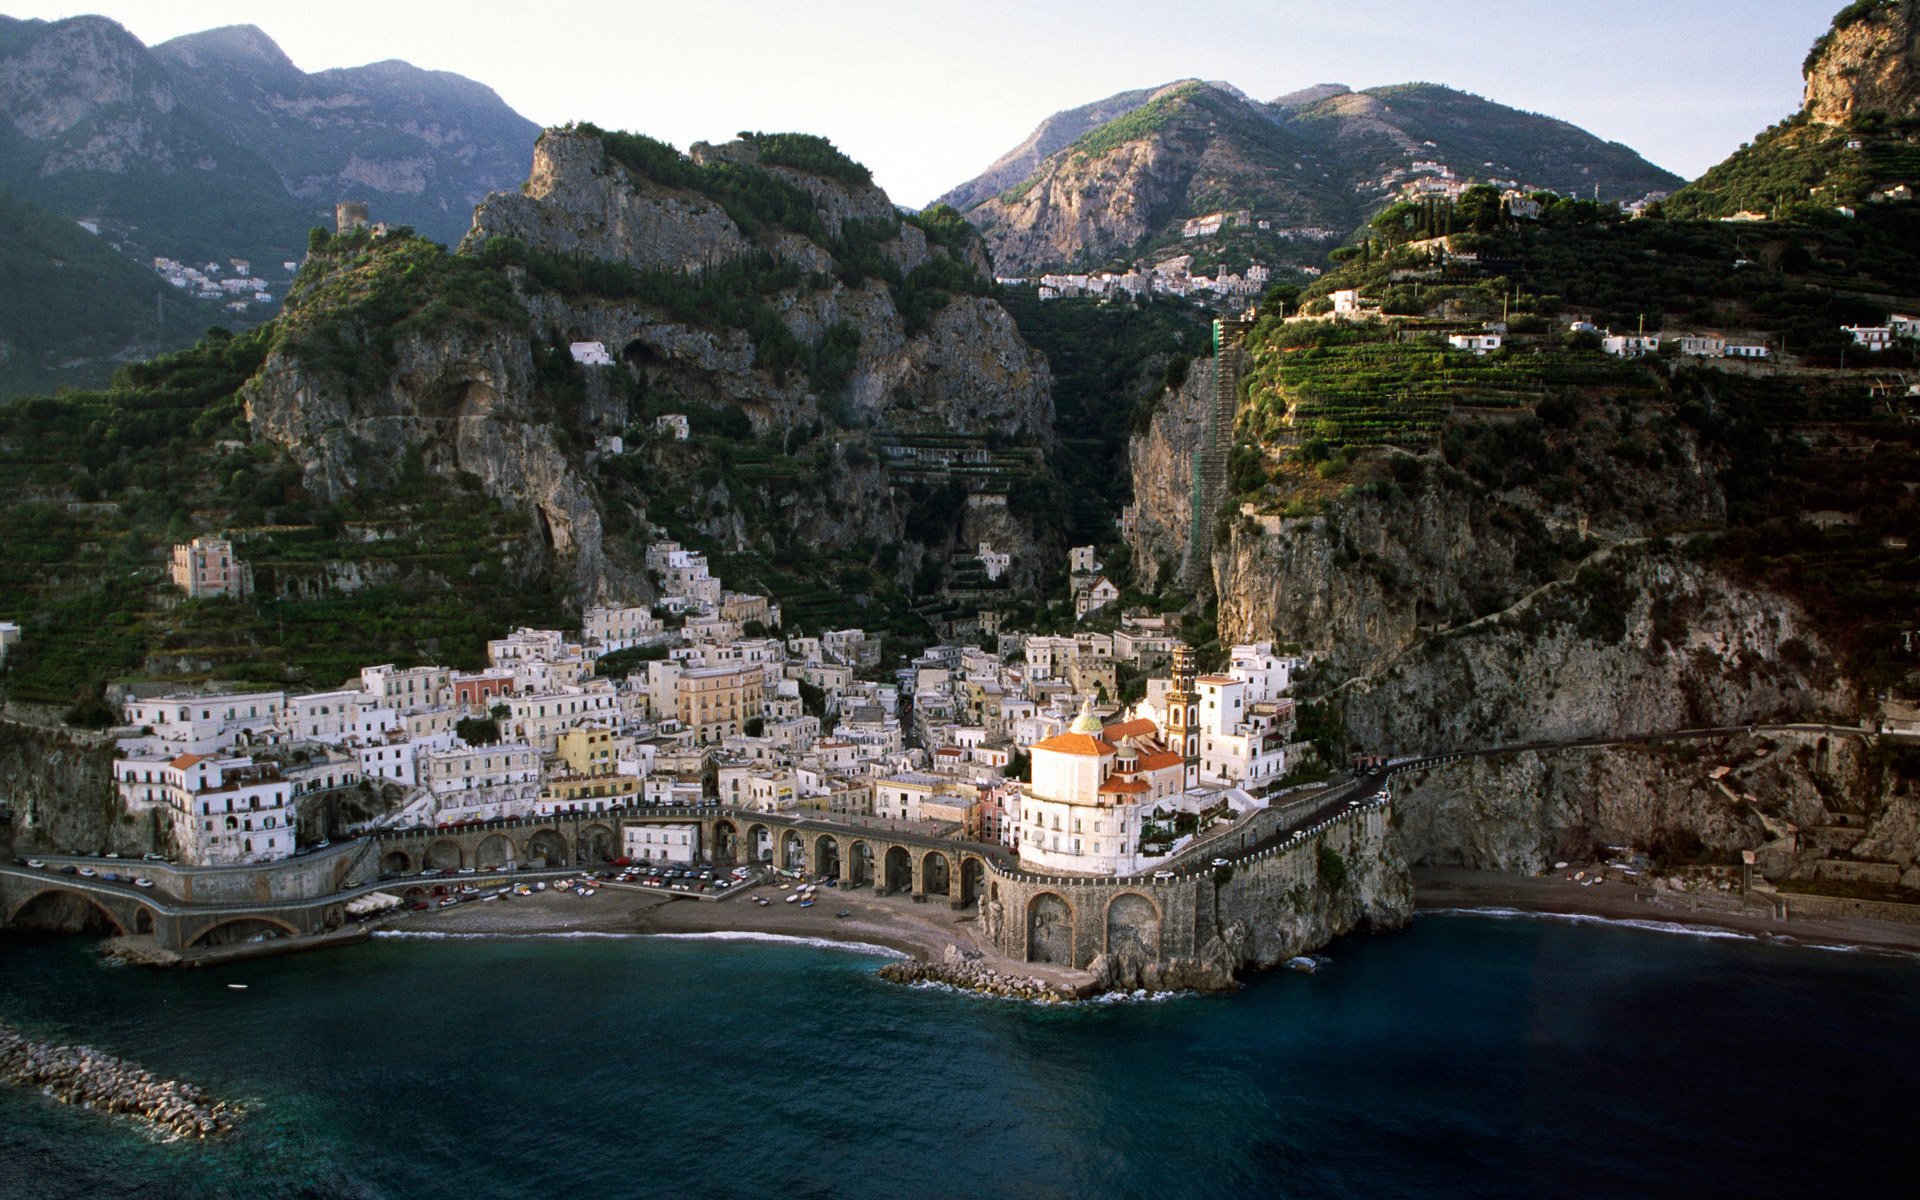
[0,192,242,398]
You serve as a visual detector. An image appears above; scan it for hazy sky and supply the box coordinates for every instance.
[5,0,1840,207]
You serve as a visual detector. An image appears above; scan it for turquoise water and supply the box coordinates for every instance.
[2,915,1917,1199]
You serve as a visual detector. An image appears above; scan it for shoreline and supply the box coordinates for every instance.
[383,880,1101,994]
[1412,868,1920,957]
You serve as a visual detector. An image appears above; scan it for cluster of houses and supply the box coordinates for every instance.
[150,256,283,313]
[108,535,1313,878]
[1840,314,1920,354]
[1015,256,1273,303]
[1566,321,1773,361]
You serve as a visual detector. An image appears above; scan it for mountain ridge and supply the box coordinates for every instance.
[945,78,1682,276]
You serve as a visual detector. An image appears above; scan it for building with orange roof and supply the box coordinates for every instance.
[1016,699,1192,876]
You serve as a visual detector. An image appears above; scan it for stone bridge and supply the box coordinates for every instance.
[0,839,383,953]
[370,804,723,876]
[712,813,1004,909]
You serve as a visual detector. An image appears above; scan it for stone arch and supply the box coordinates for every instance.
[426,840,464,871]
[849,840,874,886]
[135,907,154,935]
[959,856,986,907]
[7,888,126,936]
[713,820,740,867]
[381,849,414,876]
[1026,892,1074,965]
[883,846,913,893]
[813,834,840,878]
[1104,892,1162,960]
[475,834,515,871]
[780,830,806,871]
[921,851,952,897]
[525,830,568,868]
[580,824,616,864]
[188,916,299,949]
[747,823,772,864]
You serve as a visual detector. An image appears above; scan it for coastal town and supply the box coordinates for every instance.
[87,533,1312,883]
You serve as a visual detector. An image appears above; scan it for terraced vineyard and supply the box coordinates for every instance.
[1245,337,1660,448]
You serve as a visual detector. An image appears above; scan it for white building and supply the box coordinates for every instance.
[1448,333,1503,356]
[123,690,286,754]
[1843,325,1894,352]
[419,742,540,822]
[583,605,668,653]
[1015,701,1189,876]
[623,823,699,863]
[115,753,294,866]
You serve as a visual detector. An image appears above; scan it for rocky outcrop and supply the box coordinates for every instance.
[462,127,1057,590]
[1125,360,1215,591]
[467,130,753,274]
[1806,0,1920,125]
[1,1022,238,1139]
[879,951,1083,1002]
[241,317,620,600]
[1390,730,1910,876]
[0,720,135,857]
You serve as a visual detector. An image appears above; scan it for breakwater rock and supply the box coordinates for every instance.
[0,1022,238,1138]
[877,952,1084,1003]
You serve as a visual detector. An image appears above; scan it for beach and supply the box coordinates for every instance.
[1414,867,1920,956]
[391,877,1100,989]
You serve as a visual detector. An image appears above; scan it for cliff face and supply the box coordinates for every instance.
[467,131,753,274]
[0,722,139,857]
[1125,360,1215,591]
[1391,731,1917,881]
[240,275,618,599]
[463,128,1058,590]
[1806,0,1920,125]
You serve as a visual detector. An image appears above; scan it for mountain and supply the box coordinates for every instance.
[0,15,540,397]
[1118,3,1920,894]
[1667,0,1920,219]
[0,125,1059,706]
[934,83,1203,213]
[945,79,1683,276]
[0,191,218,396]
[151,25,540,249]
[0,15,310,266]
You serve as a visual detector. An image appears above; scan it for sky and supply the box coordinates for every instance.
[3,0,1841,208]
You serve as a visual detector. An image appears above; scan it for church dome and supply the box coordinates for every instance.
[1069,696,1102,735]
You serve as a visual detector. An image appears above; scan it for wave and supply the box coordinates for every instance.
[370,928,907,958]
[1424,907,1761,942]
[646,931,908,959]
[904,979,1187,1007]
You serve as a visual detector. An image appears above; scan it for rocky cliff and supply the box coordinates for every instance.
[241,293,618,599]
[1805,0,1920,124]
[462,127,1058,592]
[1670,1,1920,219]
[1125,358,1215,591]
[1391,730,1919,885]
[0,720,138,857]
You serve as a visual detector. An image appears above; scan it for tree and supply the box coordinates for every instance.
[457,716,501,745]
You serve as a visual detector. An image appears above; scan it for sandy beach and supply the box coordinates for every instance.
[1414,867,1920,956]
[389,877,1099,989]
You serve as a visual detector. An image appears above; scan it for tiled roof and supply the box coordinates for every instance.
[1031,732,1115,757]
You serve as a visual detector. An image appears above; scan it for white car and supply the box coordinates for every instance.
[1151,870,1175,881]
[1211,858,1230,868]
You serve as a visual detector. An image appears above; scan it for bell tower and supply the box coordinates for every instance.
[1164,645,1199,787]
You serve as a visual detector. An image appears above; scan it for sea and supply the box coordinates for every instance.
[2,912,1916,1200]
